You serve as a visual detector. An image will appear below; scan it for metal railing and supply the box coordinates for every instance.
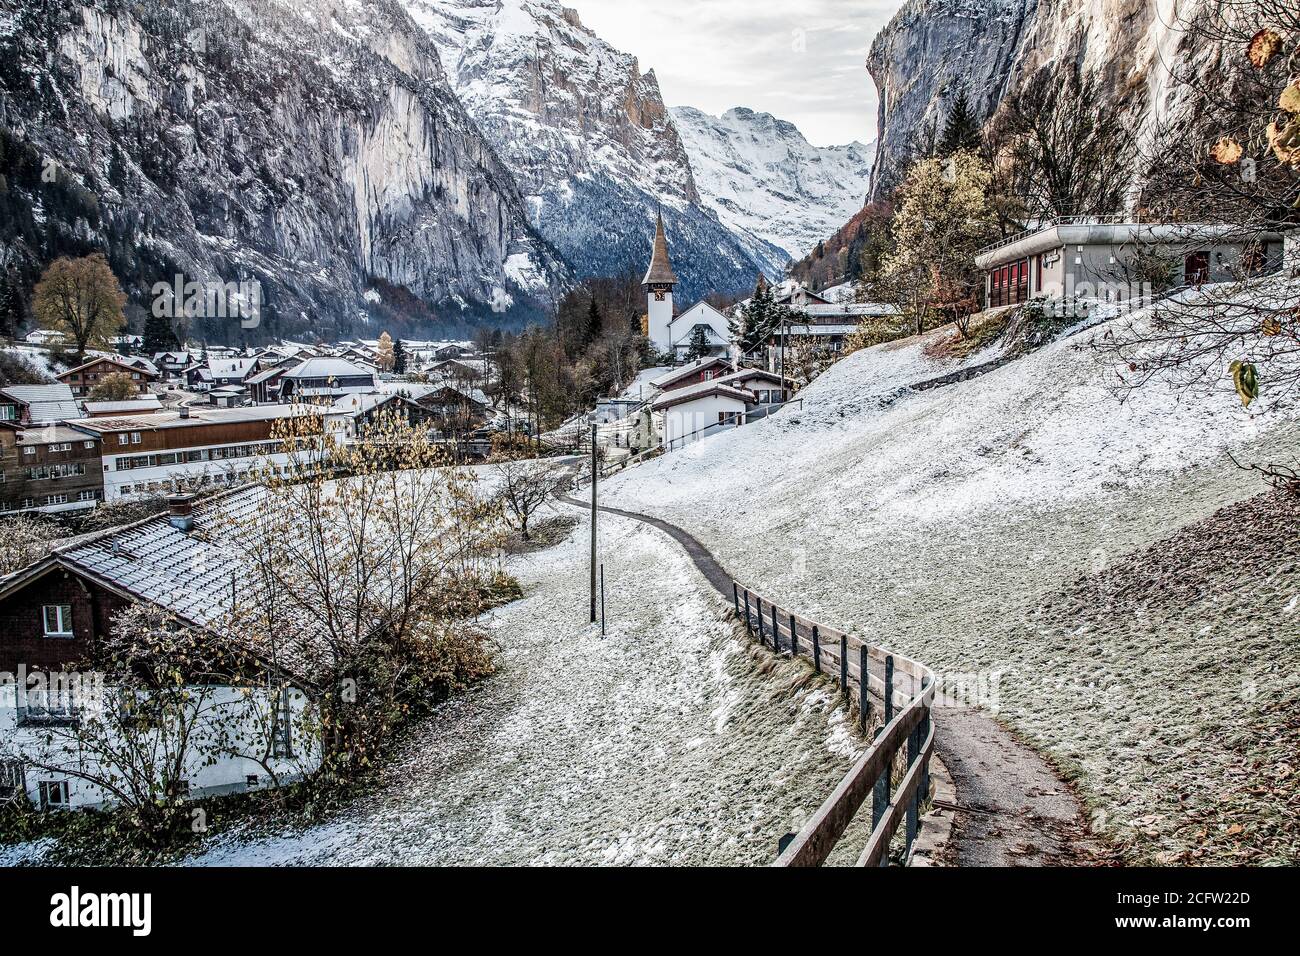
[731,582,936,867]
[662,399,802,452]
[977,214,1130,256]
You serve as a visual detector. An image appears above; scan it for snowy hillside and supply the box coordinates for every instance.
[603,282,1300,862]
[405,0,782,299]
[672,106,875,270]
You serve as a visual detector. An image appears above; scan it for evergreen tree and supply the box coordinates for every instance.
[142,312,178,354]
[585,297,602,343]
[0,270,20,340]
[393,338,408,374]
[938,89,982,157]
[728,276,786,355]
[685,324,711,361]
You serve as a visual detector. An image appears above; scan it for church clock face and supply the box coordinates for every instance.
[653,289,666,301]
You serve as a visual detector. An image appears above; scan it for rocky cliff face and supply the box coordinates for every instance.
[0,0,570,341]
[405,0,775,301]
[866,0,1203,199]
[671,106,875,271]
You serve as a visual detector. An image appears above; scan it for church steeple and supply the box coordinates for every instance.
[643,208,676,354]
[643,209,677,286]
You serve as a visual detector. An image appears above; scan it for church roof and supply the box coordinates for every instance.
[642,211,677,286]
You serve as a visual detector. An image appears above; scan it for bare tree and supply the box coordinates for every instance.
[1095,2,1300,413]
[493,455,571,541]
[986,67,1132,224]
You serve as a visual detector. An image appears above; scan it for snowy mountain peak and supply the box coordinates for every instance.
[670,105,876,268]
[401,0,775,300]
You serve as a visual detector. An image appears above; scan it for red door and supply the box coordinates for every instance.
[1184,251,1210,286]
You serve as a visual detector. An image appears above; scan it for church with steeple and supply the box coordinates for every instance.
[642,211,732,361]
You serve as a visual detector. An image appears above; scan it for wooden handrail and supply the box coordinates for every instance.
[731,582,936,867]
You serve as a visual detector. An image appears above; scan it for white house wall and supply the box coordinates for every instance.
[1,684,320,810]
[661,395,749,450]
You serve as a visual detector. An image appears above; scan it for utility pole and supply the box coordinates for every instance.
[589,422,598,624]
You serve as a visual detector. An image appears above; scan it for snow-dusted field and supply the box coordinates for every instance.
[177,508,864,866]
[601,294,1300,863]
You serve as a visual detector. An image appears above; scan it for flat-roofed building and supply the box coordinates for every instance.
[975,217,1285,309]
[69,405,318,500]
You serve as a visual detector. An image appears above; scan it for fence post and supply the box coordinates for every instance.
[906,723,920,856]
[859,644,870,732]
[884,655,895,725]
[771,604,779,652]
[839,635,847,696]
[732,581,740,617]
[811,625,821,674]
[920,675,932,815]
[789,613,798,656]
[871,726,888,858]
[742,590,752,635]
[756,597,765,644]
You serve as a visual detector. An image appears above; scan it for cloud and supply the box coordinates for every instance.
[571,0,901,146]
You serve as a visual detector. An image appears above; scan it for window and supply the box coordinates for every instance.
[22,446,34,456]
[77,491,96,502]
[130,432,141,444]
[38,780,69,810]
[0,405,16,421]
[118,434,130,445]
[83,440,95,449]
[42,605,73,638]
[246,774,260,788]
[45,494,68,506]
[50,442,71,452]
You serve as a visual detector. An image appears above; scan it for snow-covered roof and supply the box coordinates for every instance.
[650,379,755,411]
[0,384,82,423]
[284,357,376,380]
[83,397,164,416]
[649,357,734,390]
[70,404,312,435]
[16,424,92,445]
[60,354,159,379]
[0,486,269,629]
[206,357,260,379]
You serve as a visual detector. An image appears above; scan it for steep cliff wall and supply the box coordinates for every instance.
[0,0,570,341]
[866,0,1204,199]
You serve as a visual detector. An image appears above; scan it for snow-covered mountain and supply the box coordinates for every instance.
[403,0,782,300]
[0,0,569,340]
[671,106,876,271]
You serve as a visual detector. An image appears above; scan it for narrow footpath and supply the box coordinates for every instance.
[566,495,1099,866]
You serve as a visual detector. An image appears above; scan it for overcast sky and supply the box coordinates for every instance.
[572,0,902,148]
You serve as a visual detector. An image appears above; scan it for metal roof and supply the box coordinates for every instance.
[0,384,82,423]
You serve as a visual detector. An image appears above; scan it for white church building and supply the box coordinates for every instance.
[643,213,731,362]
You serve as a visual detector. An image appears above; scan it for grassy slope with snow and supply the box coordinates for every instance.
[168,508,865,866]
[604,291,1300,863]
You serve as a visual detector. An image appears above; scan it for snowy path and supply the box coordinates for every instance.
[181,509,865,866]
[573,496,1097,866]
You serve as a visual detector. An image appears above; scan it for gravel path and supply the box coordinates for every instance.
[575,496,1098,866]
[179,508,867,866]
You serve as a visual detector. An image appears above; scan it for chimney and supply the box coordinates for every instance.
[179,405,190,419]
[167,494,195,532]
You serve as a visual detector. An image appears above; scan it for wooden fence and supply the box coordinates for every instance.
[731,582,936,867]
